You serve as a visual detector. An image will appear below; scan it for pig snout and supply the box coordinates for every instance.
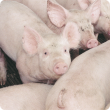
[53,62,68,75]
[86,39,98,48]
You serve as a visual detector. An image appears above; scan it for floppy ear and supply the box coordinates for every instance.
[63,22,81,49]
[78,0,101,24]
[22,26,42,56]
[47,0,70,27]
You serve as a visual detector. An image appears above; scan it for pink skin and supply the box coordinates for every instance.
[53,62,68,75]
[86,39,98,48]
[46,40,110,110]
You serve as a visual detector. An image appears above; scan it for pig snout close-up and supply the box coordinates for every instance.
[0,1,81,84]
[46,40,110,110]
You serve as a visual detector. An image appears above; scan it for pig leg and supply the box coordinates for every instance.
[0,49,7,85]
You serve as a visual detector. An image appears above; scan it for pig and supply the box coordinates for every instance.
[0,83,52,110]
[57,0,110,40]
[4,0,100,49]
[0,1,80,84]
[46,40,110,110]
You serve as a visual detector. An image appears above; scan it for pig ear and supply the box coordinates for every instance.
[57,89,66,109]
[47,0,69,27]
[63,22,81,49]
[85,0,101,24]
[22,26,42,56]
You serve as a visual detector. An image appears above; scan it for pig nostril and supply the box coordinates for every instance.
[56,67,59,69]
[64,66,67,70]
[95,42,97,46]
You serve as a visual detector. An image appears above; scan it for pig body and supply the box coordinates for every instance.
[4,0,100,49]
[0,1,79,84]
[46,40,110,110]
[0,83,52,110]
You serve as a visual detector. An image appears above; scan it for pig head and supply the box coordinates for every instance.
[76,0,110,40]
[47,0,99,49]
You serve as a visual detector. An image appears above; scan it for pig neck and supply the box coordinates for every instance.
[69,41,110,104]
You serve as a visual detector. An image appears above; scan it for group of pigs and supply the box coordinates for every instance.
[0,0,109,109]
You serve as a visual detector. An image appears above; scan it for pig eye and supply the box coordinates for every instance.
[64,49,68,54]
[43,49,49,57]
[44,52,47,55]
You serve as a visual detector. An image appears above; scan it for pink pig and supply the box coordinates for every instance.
[0,1,80,84]
[75,0,110,40]
[56,0,110,40]
[46,40,110,110]
[4,0,100,49]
